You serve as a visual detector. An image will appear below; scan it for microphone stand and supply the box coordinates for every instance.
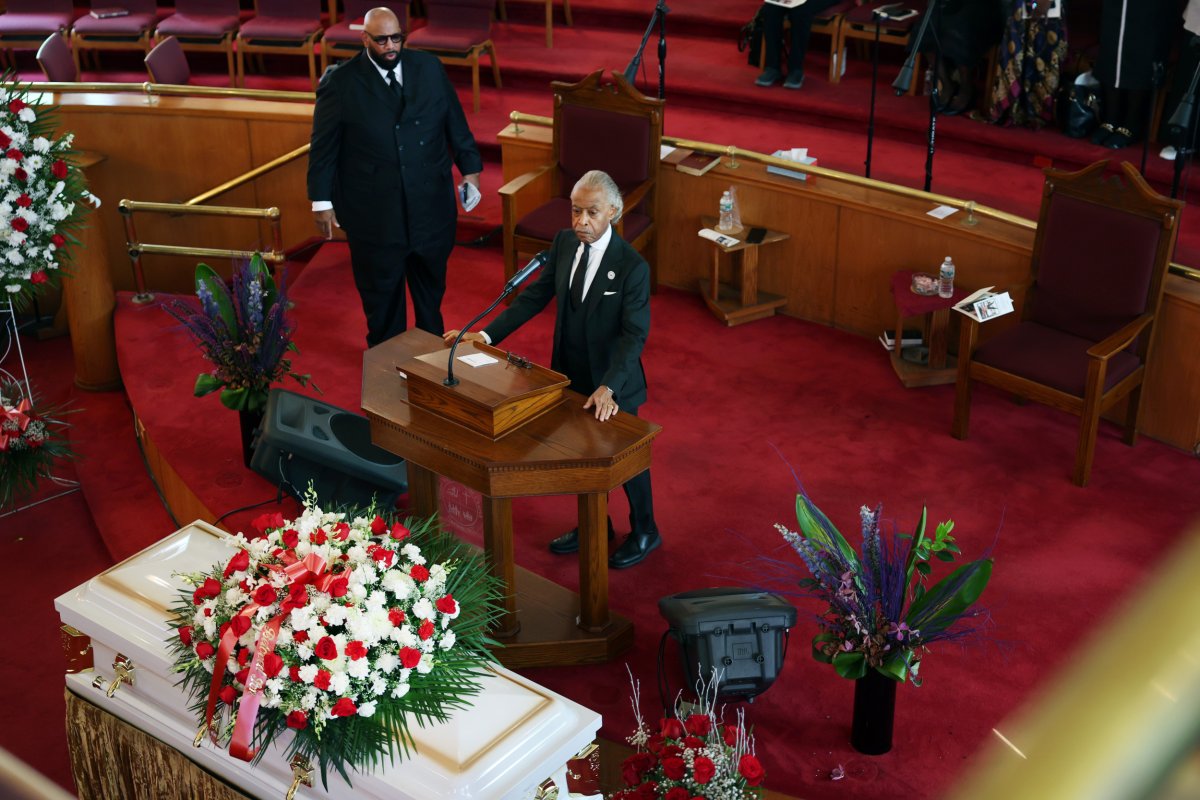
[864,10,886,178]
[624,0,670,101]
[1168,53,1200,199]
[893,0,941,192]
[1142,61,1164,177]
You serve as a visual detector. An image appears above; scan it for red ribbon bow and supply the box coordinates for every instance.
[0,399,32,452]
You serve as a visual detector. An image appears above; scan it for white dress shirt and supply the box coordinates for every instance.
[567,223,613,301]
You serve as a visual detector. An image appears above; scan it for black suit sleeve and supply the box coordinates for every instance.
[482,232,566,344]
[439,65,483,177]
[601,242,651,398]
[307,68,343,202]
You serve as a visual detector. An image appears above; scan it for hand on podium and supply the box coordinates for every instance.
[442,329,485,347]
[583,384,619,422]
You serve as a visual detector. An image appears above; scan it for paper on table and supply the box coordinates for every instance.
[927,205,959,219]
[458,353,498,367]
[660,144,676,159]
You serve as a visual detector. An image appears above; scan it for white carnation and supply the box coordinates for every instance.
[301,690,319,710]
[439,630,456,650]
[17,107,35,123]
[347,658,369,679]
[416,654,435,674]
[298,664,318,683]
[357,701,377,718]
[331,672,350,694]
[401,543,425,565]
[412,597,435,621]
[390,682,410,699]
[375,652,399,673]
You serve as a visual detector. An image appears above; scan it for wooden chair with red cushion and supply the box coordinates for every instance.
[952,161,1183,487]
[154,0,240,86]
[0,0,75,70]
[404,0,501,113]
[499,70,663,291]
[71,0,160,74]
[235,0,324,90]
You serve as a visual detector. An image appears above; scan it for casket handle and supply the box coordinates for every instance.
[106,654,136,698]
[285,754,312,800]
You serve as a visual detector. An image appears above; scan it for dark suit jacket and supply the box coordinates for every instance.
[484,228,651,410]
[307,50,482,251]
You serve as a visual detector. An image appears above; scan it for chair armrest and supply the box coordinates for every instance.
[1086,313,1153,361]
[622,178,653,212]
[499,165,554,228]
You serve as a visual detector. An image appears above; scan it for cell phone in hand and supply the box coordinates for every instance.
[746,227,767,244]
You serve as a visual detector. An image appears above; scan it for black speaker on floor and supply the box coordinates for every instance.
[249,389,407,510]
[658,587,796,703]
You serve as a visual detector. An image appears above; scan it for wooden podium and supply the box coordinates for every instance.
[362,330,661,668]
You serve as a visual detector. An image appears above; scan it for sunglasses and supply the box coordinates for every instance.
[369,33,405,45]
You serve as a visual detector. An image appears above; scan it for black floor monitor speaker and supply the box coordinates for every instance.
[658,587,796,703]
[249,389,407,510]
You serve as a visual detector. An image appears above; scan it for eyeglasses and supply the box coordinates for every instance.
[369,33,405,45]
[505,351,532,369]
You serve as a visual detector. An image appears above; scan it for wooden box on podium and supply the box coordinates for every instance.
[398,341,570,440]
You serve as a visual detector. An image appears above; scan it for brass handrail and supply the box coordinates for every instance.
[128,244,285,262]
[186,145,311,206]
[12,80,314,103]
[506,111,1200,285]
[120,200,281,219]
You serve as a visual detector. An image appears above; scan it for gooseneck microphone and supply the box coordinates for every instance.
[443,251,549,387]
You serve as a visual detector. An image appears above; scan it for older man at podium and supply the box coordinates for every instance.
[444,170,661,569]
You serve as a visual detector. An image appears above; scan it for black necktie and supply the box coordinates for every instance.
[387,67,402,100]
[570,243,591,308]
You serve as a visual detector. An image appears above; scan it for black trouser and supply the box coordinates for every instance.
[761,0,838,74]
[347,236,452,346]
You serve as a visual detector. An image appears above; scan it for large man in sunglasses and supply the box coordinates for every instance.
[308,7,482,346]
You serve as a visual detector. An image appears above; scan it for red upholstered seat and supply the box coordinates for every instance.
[36,32,78,82]
[405,0,501,113]
[236,0,323,89]
[0,0,74,52]
[145,35,191,85]
[72,0,159,71]
[72,14,158,36]
[952,161,1183,487]
[0,15,74,37]
[154,1,239,84]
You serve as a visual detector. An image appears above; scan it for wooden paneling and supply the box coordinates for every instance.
[1140,276,1200,453]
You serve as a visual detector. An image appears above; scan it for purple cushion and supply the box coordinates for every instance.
[558,105,651,190]
[156,14,239,37]
[406,25,490,52]
[973,321,1141,398]
[238,17,322,40]
[1032,193,1162,342]
[321,23,363,47]
[72,14,157,35]
[0,15,74,36]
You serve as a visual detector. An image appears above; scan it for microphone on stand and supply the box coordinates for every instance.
[443,251,549,387]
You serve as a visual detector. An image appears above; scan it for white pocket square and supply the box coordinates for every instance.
[603,290,617,296]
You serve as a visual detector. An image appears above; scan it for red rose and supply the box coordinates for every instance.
[646,734,666,755]
[6,148,22,162]
[313,669,331,690]
[722,725,739,747]
[236,647,251,666]
[195,641,215,659]
[389,522,410,541]
[664,789,690,800]
[332,522,351,540]
[263,652,284,678]
[660,718,684,740]
[418,620,434,640]
[291,629,309,644]
[684,714,711,736]
[204,608,213,617]
[281,528,299,549]
[410,564,429,583]
[328,576,349,598]
[314,636,338,660]
[177,625,193,646]
[683,735,704,750]
[370,516,387,534]
[289,665,302,682]
[231,614,252,638]
[13,168,26,182]
[251,511,284,537]
[30,270,47,285]
[692,756,715,785]
[330,697,358,717]
[192,576,222,605]
[371,547,394,566]
[286,710,308,729]
[310,527,327,545]
[388,608,406,626]
[620,752,657,786]
[9,98,26,113]
[398,646,421,669]
[345,640,367,660]
[219,685,237,706]
[659,744,682,760]
[253,584,277,606]
[737,754,765,787]
[51,159,68,179]
[15,194,31,208]
[661,756,686,780]
[281,584,308,611]
[11,217,28,233]
[634,783,658,800]
[0,131,10,148]
[50,233,66,248]
[436,595,457,615]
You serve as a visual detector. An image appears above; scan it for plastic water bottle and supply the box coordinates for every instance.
[718,191,734,232]
[938,256,955,298]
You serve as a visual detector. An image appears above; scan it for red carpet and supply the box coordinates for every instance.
[101,244,1200,799]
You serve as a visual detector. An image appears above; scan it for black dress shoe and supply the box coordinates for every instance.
[548,518,615,555]
[609,531,661,569]
[1106,126,1135,149]
[1091,122,1115,146]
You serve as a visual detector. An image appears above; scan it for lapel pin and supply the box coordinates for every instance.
[607,271,616,280]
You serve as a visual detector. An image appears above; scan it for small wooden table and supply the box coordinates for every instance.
[889,270,970,388]
[697,217,789,326]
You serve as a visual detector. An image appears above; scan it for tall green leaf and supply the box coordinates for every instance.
[905,559,993,633]
[796,493,859,567]
[195,263,237,340]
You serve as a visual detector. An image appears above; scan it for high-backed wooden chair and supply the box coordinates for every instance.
[154,0,240,86]
[235,0,324,90]
[321,0,410,71]
[952,161,1183,487]
[71,0,159,73]
[758,0,855,84]
[405,0,500,113]
[36,32,78,82]
[835,2,923,94]
[145,35,192,85]
[499,70,663,290]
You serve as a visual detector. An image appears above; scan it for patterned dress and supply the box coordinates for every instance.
[987,1,1069,128]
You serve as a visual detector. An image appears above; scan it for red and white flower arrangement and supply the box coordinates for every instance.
[0,378,73,508]
[0,78,90,304]
[614,669,767,800]
[168,495,503,787]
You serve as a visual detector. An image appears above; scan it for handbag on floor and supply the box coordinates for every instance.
[738,7,764,66]
[1065,73,1100,138]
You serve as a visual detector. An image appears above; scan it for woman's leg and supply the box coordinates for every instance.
[757,3,786,85]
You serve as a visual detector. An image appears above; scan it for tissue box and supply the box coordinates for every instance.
[766,150,817,181]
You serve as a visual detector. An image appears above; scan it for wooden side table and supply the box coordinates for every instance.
[889,270,969,388]
[697,217,789,326]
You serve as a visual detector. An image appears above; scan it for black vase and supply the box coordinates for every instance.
[238,409,264,469]
[850,668,897,755]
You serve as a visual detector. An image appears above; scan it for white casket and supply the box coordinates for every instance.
[56,520,601,800]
